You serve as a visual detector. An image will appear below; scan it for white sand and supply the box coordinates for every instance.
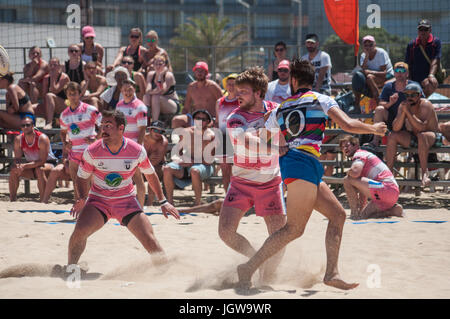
[0,188,449,299]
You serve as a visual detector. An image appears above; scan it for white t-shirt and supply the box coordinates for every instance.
[301,51,332,94]
[360,48,394,77]
[265,80,291,104]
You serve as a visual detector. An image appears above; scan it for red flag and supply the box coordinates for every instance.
[324,0,360,56]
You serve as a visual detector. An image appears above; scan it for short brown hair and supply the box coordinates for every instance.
[64,81,82,94]
[290,58,315,87]
[102,109,127,128]
[235,66,268,98]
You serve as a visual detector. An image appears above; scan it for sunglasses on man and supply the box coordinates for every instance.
[394,67,407,73]
[418,27,430,32]
[130,35,140,39]
[21,123,33,128]
[405,92,420,98]
[152,128,165,134]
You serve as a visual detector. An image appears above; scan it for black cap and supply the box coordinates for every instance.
[418,19,431,29]
[192,109,213,123]
[148,120,166,131]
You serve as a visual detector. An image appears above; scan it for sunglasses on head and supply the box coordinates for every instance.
[405,92,420,98]
[21,123,32,128]
[394,67,407,73]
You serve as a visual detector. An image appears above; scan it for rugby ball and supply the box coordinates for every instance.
[0,45,10,76]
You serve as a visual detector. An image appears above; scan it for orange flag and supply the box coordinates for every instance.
[324,0,360,57]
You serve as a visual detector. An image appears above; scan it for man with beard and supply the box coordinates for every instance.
[386,82,439,187]
[60,82,102,201]
[301,34,332,96]
[218,67,286,285]
[68,110,179,269]
[9,115,57,202]
[265,59,292,104]
[340,135,403,220]
[171,61,223,129]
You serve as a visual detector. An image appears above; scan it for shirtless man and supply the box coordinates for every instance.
[68,110,179,269]
[81,61,107,110]
[164,109,216,205]
[143,120,169,205]
[171,61,222,129]
[19,46,49,103]
[386,82,439,187]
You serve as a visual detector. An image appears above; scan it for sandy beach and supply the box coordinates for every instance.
[0,179,449,299]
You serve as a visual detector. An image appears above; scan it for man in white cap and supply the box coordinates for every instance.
[171,61,222,129]
[301,34,332,95]
[351,35,394,113]
[265,59,292,104]
[385,82,439,187]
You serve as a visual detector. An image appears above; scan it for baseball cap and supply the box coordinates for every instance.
[405,82,422,93]
[193,61,209,73]
[222,73,238,91]
[192,109,212,123]
[394,62,409,71]
[277,59,290,70]
[362,35,375,43]
[82,25,96,38]
[417,19,431,29]
[305,33,319,43]
[149,120,166,132]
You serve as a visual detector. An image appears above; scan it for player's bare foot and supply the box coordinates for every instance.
[237,264,252,289]
[390,204,404,217]
[324,275,359,290]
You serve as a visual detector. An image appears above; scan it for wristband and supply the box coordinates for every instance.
[429,74,435,78]
[161,201,171,208]
[157,199,168,206]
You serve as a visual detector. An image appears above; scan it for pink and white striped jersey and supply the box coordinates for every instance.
[78,137,155,199]
[217,96,239,133]
[226,100,280,184]
[116,97,148,142]
[352,149,397,185]
[60,102,101,155]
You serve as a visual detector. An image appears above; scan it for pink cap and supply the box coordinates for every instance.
[362,35,375,43]
[193,61,209,73]
[82,26,96,38]
[277,59,290,70]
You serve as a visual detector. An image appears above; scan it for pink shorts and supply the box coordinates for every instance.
[86,194,143,226]
[368,180,399,211]
[68,150,83,165]
[223,177,286,217]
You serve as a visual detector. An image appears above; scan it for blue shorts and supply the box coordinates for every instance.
[167,161,214,189]
[279,149,324,186]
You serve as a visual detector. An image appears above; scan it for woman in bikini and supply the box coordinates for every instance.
[107,28,146,74]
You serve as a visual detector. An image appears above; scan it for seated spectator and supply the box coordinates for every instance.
[100,66,130,110]
[439,121,450,142]
[9,115,57,202]
[340,135,403,220]
[163,109,215,206]
[171,61,222,129]
[371,62,424,146]
[0,72,34,130]
[143,120,169,205]
[120,55,146,101]
[405,19,441,97]
[301,34,332,95]
[80,61,107,110]
[141,30,172,77]
[41,157,72,204]
[265,59,291,104]
[352,35,394,112]
[267,41,288,82]
[144,53,180,122]
[107,27,146,74]
[215,73,240,191]
[78,25,104,74]
[41,57,70,129]
[385,82,439,187]
[65,44,85,84]
[18,46,49,103]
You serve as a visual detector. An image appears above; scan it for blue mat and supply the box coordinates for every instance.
[9,209,197,217]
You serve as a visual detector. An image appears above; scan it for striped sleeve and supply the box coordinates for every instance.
[136,103,148,128]
[77,148,95,179]
[137,146,155,175]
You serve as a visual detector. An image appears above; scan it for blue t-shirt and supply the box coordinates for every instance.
[379,80,424,130]
[405,34,441,83]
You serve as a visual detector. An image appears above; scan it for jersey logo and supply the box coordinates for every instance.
[124,160,132,170]
[70,123,81,135]
[104,173,123,187]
